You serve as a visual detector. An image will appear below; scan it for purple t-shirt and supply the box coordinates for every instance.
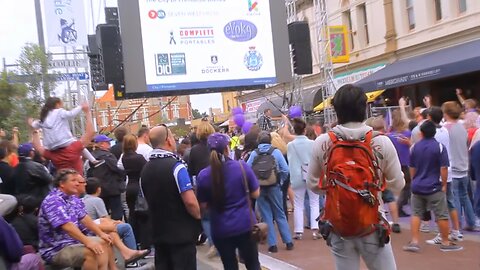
[197,159,259,239]
[38,188,87,263]
[410,138,449,195]
[387,130,412,166]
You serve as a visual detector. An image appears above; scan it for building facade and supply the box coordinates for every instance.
[94,87,192,134]
[238,0,480,118]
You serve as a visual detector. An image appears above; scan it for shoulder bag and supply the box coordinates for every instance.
[239,162,268,243]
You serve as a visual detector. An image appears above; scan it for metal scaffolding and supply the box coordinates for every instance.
[314,0,337,124]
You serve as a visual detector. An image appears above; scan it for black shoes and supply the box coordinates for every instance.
[286,242,294,250]
[268,245,278,253]
[392,223,401,233]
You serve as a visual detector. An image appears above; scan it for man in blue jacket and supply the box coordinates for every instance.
[247,131,293,253]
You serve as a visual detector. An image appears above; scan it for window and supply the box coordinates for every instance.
[227,100,231,112]
[132,111,138,121]
[434,0,442,21]
[406,0,415,30]
[342,10,354,50]
[101,111,107,127]
[458,0,467,14]
[358,4,369,45]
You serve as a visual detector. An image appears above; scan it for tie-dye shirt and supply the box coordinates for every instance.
[38,188,87,263]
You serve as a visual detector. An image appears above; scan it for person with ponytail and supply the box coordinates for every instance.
[29,97,102,175]
[196,133,261,270]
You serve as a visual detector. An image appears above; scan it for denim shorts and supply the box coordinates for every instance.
[381,189,395,204]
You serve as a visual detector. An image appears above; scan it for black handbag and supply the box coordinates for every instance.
[134,178,149,213]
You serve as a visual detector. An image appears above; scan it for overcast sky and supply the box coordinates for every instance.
[0,0,222,114]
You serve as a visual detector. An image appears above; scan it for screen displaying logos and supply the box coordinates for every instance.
[137,0,277,92]
[119,0,291,96]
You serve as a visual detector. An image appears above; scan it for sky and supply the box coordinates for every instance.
[0,0,222,114]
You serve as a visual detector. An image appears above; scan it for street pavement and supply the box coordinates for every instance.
[196,215,480,270]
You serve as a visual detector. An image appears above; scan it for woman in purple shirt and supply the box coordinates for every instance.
[387,109,412,217]
[197,133,261,270]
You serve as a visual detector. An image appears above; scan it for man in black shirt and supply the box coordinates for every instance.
[141,125,201,270]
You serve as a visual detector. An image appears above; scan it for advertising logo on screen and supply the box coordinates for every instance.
[179,27,215,45]
[224,20,257,42]
[155,53,187,76]
[244,46,263,71]
[148,10,166,19]
[201,55,230,74]
[248,0,258,12]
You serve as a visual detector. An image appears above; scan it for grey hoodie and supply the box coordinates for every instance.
[32,106,82,150]
[307,122,405,194]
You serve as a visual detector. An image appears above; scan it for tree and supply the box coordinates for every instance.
[192,108,203,119]
[0,72,32,142]
[17,43,56,102]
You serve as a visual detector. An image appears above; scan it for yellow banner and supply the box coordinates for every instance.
[329,25,350,63]
[314,90,385,112]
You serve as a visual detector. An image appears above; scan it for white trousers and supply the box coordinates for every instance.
[293,184,320,233]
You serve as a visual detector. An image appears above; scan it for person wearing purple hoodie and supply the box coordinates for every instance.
[0,216,43,270]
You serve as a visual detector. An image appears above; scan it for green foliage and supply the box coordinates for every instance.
[192,108,203,119]
[17,43,56,101]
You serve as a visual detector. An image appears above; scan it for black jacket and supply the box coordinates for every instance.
[141,153,200,244]
[110,142,123,160]
[0,161,13,194]
[90,149,126,197]
[187,142,210,177]
[11,158,52,206]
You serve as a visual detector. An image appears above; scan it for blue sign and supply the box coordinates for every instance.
[55,72,89,81]
[224,20,257,42]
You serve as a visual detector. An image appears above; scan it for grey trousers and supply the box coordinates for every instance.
[329,231,397,270]
[0,194,17,217]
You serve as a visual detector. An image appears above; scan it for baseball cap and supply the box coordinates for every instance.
[18,143,34,157]
[94,134,113,143]
[207,133,230,152]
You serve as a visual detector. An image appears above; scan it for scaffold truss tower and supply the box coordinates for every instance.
[285,0,303,111]
[314,0,337,124]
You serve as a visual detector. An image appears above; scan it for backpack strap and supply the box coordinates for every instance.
[266,147,275,155]
[328,131,339,143]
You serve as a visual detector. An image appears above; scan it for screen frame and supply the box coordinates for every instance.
[117,0,292,98]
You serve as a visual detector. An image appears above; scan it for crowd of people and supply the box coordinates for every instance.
[0,85,479,270]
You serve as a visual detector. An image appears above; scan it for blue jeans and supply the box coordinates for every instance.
[452,177,476,227]
[257,185,292,247]
[117,223,137,250]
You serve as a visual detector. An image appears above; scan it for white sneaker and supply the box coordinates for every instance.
[449,231,464,242]
[420,222,430,233]
[425,234,442,245]
[293,233,303,240]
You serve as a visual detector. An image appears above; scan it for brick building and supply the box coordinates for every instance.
[94,86,193,134]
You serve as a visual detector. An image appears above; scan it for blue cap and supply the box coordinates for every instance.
[94,134,113,143]
[207,133,230,152]
[18,143,34,157]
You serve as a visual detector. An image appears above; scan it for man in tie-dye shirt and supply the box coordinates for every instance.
[38,169,113,269]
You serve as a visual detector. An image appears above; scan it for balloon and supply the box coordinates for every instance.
[232,107,244,116]
[242,122,253,134]
[233,114,245,127]
[289,106,303,118]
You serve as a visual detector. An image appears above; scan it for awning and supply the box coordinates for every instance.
[314,89,385,112]
[355,39,480,92]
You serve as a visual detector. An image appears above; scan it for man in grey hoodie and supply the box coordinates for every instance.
[307,84,405,270]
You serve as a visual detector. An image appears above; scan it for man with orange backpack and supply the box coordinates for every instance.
[307,84,405,270]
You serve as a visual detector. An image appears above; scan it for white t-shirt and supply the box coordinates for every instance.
[136,143,153,161]
[434,126,452,183]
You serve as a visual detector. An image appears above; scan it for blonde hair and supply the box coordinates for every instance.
[123,134,138,153]
[196,120,215,141]
[270,132,287,155]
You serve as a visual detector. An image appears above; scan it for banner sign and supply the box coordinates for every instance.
[49,59,88,69]
[55,72,89,81]
[329,25,350,63]
[44,0,88,47]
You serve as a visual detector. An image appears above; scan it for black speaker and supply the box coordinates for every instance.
[96,24,124,84]
[288,21,312,75]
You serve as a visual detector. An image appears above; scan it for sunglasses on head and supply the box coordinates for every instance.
[158,123,170,141]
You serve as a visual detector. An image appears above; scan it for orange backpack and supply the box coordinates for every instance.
[320,130,385,237]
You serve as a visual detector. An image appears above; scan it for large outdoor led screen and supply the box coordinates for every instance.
[118,0,292,97]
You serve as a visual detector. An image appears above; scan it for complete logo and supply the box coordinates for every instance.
[178,27,215,45]
[244,47,263,71]
[148,10,166,19]
[224,20,257,42]
[201,55,230,74]
[155,53,187,76]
